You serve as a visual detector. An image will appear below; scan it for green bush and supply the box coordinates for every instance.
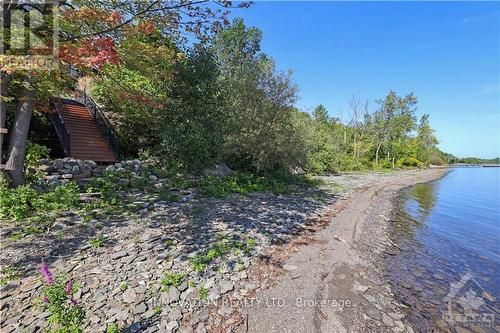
[0,181,79,222]
[396,156,423,168]
[336,155,367,171]
[195,171,311,198]
[85,173,124,204]
[24,142,50,183]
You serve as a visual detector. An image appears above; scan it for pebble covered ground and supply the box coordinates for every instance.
[1,160,440,333]
[1,159,353,333]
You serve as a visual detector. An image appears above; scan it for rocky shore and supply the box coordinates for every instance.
[0,167,447,332]
[234,168,448,333]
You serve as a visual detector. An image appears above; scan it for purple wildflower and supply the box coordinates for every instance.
[70,299,77,306]
[39,263,53,285]
[64,280,73,294]
[42,295,49,304]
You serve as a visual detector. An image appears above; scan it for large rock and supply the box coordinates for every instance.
[203,164,232,178]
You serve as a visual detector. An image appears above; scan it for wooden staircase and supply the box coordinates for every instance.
[50,97,118,162]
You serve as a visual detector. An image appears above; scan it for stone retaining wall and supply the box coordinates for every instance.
[36,158,155,187]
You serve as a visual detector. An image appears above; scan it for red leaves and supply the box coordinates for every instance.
[136,20,156,34]
[119,91,165,110]
[63,8,122,25]
[60,37,119,69]
[108,11,122,23]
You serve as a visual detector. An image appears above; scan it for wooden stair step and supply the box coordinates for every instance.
[50,98,118,162]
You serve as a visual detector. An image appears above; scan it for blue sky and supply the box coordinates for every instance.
[231,1,500,158]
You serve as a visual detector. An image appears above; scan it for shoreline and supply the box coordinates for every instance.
[0,168,448,332]
[234,168,448,332]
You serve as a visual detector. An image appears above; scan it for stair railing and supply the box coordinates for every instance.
[74,90,119,160]
[49,97,71,156]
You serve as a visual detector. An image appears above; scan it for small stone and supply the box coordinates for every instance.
[354,284,370,293]
[169,307,182,321]
[207,289,221,302]
[219,280,234,294]
[111,250,128,260]
[217,304,232,316]
[363,294,377,303]
[54,159,64,169]
[382,313,395,326]
[133,302,147,314]
[105,165,116,172]
[367,308,380,320]
[178,326,194,333]
[122,288,137,303]
[282,264,298,271]
[53,222,65,230]
[193,309,209,323]
[165,321,179,332]
[117,178,129,186]
[195,324,207,333]
[161,287,180,305]
[388,312,405,320]
[61,173,73,179]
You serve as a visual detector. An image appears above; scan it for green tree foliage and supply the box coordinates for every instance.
[14,6,448,176]
[215,19,307,172]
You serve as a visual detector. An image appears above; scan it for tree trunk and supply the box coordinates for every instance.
[375,142,382,165]
[5,80,34,186]
[353,132,357,158]
[0,72,10,167]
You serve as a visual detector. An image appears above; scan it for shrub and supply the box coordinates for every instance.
[0,181,79,222]
[196,171,316,198]
[39,263,85,333]
[85,173,124,204]
[24,142,50,183]
[396,156,423,168]
[337,155,367,171]
[160,272,187,291]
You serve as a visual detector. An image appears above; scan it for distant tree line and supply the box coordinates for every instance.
[450,157,500,165]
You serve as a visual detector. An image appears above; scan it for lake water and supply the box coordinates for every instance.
[387,167,500,332]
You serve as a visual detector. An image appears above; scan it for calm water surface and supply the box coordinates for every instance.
[387,167,500,332]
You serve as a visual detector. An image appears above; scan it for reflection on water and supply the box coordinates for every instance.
[387,168,500,333]
[410,182,437,220]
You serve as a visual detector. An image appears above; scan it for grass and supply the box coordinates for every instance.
[106,323,121,333]
[164,239,177,247]
[198,286,209,300]
[89,236,105,249]
[0,266,20,285]
[196,171,322,198]
[0,179,80,222]
[160,272,187,291]
[190,238,257,272]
